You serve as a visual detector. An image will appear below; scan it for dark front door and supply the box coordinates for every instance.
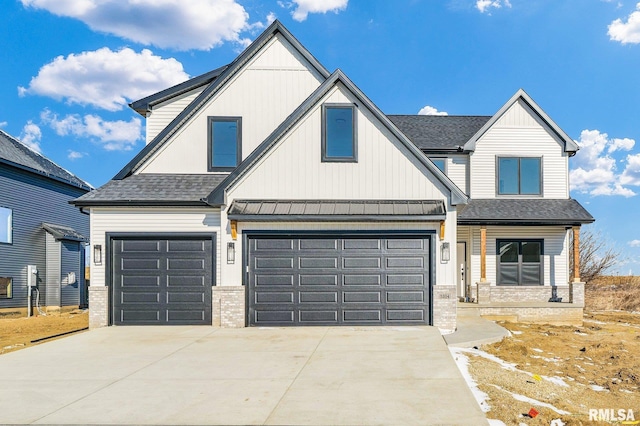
[247,235,432,326]
[112,237,213,325]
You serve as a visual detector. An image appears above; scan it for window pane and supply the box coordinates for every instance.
[325,107,354,158]
[498,241,518,263]
[521,265,541,284]
[522,241,541,263]
[431,158,446,173]
[499,265,519,285]
[0,207,11,244]
[520,158,541,194]
[0,277,11,298]
[211,120,238,168]
[498,158,519,194]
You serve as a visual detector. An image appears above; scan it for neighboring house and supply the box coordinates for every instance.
[73,21,593,331]
[0,130,91,314]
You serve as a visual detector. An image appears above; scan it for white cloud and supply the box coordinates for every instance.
[67,150,86,160]
[0,122,7,128]
[476,0,511,14]
[608,2,640,44]
[628,239,640,247]
[41,110,142,151]
[19,48,189,111]
[19,121,42,153]
[287,0,348,22]
[570,129,637,197]
[418,105,448,116]
[20,0,251,51]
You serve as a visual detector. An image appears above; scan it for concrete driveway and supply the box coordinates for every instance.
[0,326,487,425]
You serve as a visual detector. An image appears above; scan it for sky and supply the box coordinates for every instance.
[0,0,639,273]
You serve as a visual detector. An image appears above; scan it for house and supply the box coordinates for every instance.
[73,21,593,331]
[0,129,91,315]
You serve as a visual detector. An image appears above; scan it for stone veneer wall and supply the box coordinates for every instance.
[432,285,457,333]
[476,283,571,304]
[212,286,245,328]
[88,286,108,329]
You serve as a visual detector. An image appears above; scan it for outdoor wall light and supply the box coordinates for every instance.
[93,244,102,265]
[441,242,450,263]
[227,242,235,264]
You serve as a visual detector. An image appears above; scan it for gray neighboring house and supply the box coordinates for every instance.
[0,129,91,313]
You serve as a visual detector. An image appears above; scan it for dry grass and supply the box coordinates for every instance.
[586,275,640,312]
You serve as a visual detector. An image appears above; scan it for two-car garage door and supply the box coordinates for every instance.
[247,235,432,326]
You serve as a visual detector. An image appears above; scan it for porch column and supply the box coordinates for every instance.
[573,226,580,282]
[480,226,487,282]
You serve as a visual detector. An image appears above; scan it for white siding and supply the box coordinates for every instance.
[228,85,453,200]
[137,34,324,175]
[447,155,468,195]
[145,87,205,144]
[469,99,569,199]
[89,208,221,288]
[468,226,569,286]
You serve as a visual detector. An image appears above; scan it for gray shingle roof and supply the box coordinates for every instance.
[42,223,88,242]
[387,115,491,151]
[228,200,446,221]
[458,199,594,225]
[72,174,225,206]
[0,129,91,190]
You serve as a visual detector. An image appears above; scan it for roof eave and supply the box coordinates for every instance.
[70,200,212,208]
[457,218,595,226]
[0,158,92,192]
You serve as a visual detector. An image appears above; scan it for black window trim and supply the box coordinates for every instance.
[207,116,242,172]
[496,238,544,286]
[496,156,543,197]
[321,103,358,163]
[0,206,12,245]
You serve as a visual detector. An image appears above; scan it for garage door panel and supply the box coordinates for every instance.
[113,237,212,326]
[249,236,431,326]
[299,291,338,303]
[300,257,337,269]
[300,275,337,286]
[300,239,337,250]
[255,292,294,303]
[121,240,161,252]
[255,239,294,250]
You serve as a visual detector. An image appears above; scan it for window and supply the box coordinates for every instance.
[0,277,11,299]
[0,207,11,244]
[208,117,241,171]
[430,158,446,173]
[497,239,543,285]
[322,104,356,162]
[497,157,541,195]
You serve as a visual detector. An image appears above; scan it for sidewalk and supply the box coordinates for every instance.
[444,305,510,348]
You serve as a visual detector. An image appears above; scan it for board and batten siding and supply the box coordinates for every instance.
[0,165,89,309]
[467,226,569,286]
[89,208,222,289]
[137,33,324,175]
[227,85,454,201]
[145,87,205,145]
[469,99,569,199]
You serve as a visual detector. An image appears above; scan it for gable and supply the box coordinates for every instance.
[223,79,462,205]
[145,86,206,144]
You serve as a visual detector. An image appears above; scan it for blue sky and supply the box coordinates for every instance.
[1,0,640,272]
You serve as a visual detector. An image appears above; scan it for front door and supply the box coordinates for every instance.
[456,242,467,299]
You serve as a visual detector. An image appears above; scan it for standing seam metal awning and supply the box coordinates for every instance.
[227,200,446,222]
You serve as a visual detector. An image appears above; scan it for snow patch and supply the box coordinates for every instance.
[532,348,544,353]
[511,330,523,335]
[542,375,569,387]
[487,420,507,426]
[590,384,609,392]
[449,348,492,413]
[490,384,571,415]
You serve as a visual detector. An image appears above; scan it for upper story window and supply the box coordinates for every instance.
[497,157,541,195]
[208,117,241,172]
[0,207,12,244]
[322,104,357,162]
[430,158,446,173]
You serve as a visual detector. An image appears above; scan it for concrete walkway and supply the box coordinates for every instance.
[444,307,510,348]
[0,326,487,425]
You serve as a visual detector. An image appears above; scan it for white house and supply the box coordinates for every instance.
[73,21,593,332]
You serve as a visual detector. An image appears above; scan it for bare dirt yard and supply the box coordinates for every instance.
[455,278,640,426]
[0,309,88,355]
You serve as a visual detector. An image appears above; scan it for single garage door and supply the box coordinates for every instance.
[112,236,213,325]
[248,235,431,326]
